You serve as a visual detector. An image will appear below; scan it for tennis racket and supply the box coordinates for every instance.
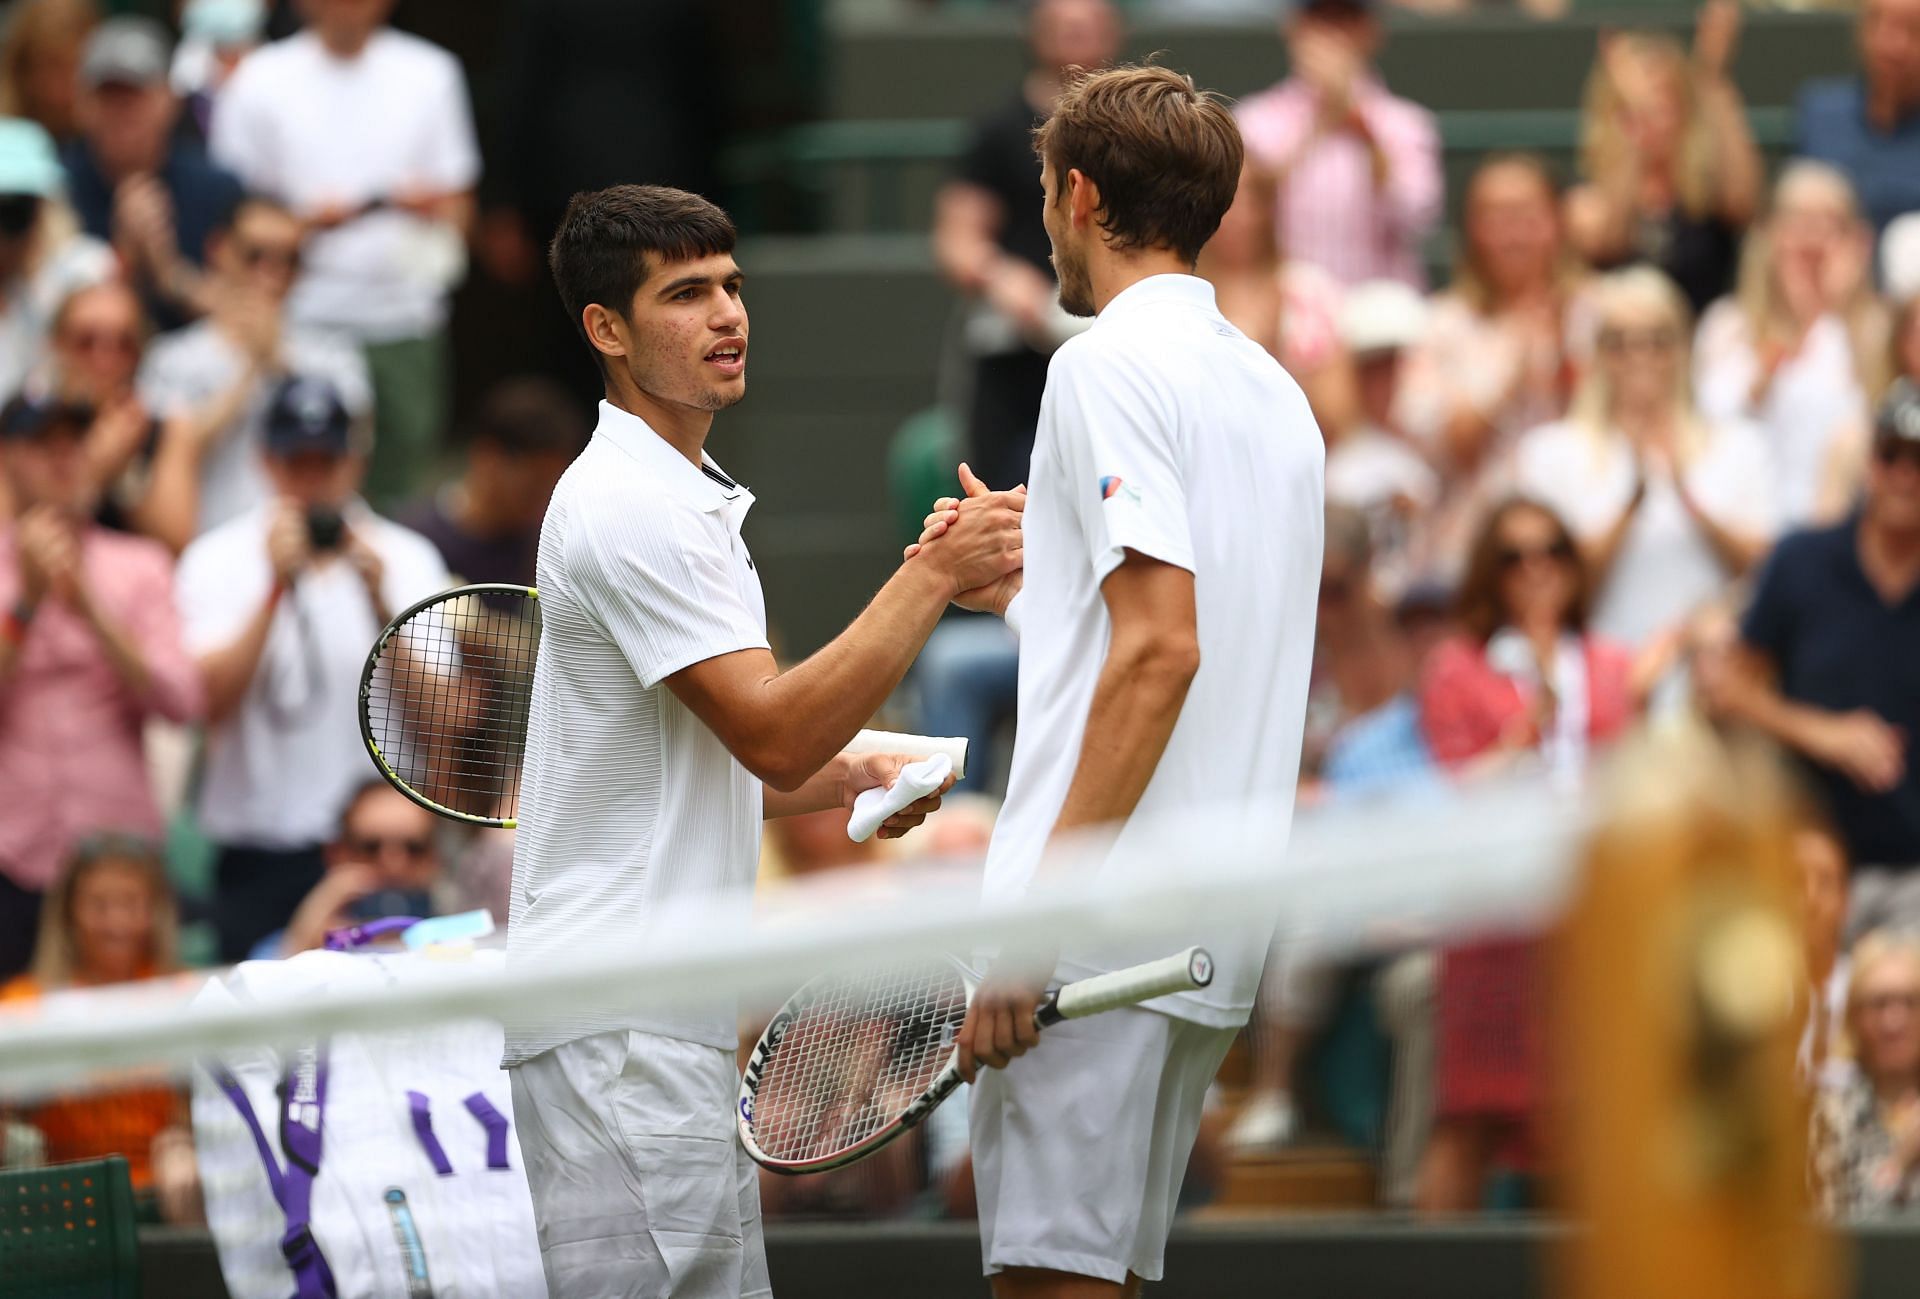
[738,946,1214,1175]
[359,583,540,828]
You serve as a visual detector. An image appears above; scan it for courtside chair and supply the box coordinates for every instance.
[0,1156,141,1298]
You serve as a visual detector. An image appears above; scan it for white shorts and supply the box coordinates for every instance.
[969,1007,1237,1284]
[508,1030,771,1299]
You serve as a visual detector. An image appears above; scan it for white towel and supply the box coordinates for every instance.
[847,754,953,843]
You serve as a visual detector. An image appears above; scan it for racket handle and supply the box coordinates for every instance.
[846,730,968,781]
[1035,947,1214,1027]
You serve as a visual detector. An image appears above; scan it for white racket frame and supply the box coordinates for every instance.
[736,946,1213,1175]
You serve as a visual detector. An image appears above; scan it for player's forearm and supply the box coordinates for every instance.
[1047,629,1199,845]
[752,563,954,790]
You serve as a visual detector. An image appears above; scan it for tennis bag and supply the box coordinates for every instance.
[190,948,547,1299]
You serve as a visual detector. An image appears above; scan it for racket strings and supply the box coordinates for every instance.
[748,962,968,1164]
[364,592,540,821]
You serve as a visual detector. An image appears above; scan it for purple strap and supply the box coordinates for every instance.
[323,917,422,952]
[463,1093,512,1170]
[211,1045,337,1299]
[408,1091,454,1177]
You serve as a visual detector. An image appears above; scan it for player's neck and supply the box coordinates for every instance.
[1087,248,1195,316]
[604,385,714,468]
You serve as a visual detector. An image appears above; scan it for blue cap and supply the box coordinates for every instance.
[183,0,266,46]
[0,119,62,198]
[264,376,353,457]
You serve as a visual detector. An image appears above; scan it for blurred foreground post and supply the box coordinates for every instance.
[1558,726,1837,1299]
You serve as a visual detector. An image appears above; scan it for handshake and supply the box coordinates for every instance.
[901,463,1026,618]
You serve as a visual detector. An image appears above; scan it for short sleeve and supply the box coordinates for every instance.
[134,337,195,418]
[572,499,769,688]
[176,529,267,655]
[1045,343,1193,584]
[1701,421,1780,538]
[1739,536,1798,663]
[207,63,277,194]
[377,527,452,614]
[420,54,482,192]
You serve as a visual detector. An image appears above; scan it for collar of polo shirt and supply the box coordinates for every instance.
[592,400,750,518]
[1094,273,1220,325]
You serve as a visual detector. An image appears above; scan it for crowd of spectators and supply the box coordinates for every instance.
[932,0,1920,1221]
[0,0,1917,1235]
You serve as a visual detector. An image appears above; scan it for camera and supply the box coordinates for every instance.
[305,504,345,552]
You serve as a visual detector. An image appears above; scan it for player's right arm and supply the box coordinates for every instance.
[663,494,1023,792]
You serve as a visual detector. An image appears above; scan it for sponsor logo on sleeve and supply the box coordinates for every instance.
[1099,476,1141,505]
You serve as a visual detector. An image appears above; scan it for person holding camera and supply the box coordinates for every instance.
[176,374,447,961]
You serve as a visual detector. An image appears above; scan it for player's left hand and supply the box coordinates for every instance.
[955,959,1051,1082]
[840,752,956,840]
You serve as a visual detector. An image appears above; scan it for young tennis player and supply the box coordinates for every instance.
[502,185,1024,1299]
[925,66,1325,1297]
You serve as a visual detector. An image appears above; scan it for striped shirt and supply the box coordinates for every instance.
[502,402,769,1064]
[1235,76,1442,290]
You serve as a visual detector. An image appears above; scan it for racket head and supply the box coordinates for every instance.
[738,956,975,1175]
[358,583,539,829]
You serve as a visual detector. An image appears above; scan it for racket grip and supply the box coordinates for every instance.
[846,729,969,781]
[1035,947,1214,1027]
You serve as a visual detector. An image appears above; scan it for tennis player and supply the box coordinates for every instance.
[925,67,1325,1297]
[502,185,1024,1299]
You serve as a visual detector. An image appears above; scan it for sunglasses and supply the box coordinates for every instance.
[236,239,302,273]
[1597,327,1679,356]
[1497,538,1576,571]
[61,327,141,357]
[1874,438,1920,471]
[348,835,434,860]
[0,194,40,238]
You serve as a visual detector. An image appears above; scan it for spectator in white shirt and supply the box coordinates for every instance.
[1516,266,1775,680]
[1694,161,1889,528]
[138,195,370,551]
[176,374,448,961]
[208,0,479,509]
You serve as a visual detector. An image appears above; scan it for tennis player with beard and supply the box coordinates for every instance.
[913,68,1325,1297]
[503,185,1025,1299]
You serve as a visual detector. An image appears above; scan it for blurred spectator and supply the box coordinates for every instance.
[1235,0,1442,289]
[1799,806,1854,1095]
[1798,0,1920,238]
[137,195,371,550]
[210,0,480,508]
[1812,930,1920,1218]
[62,17,243,330]
[176,375,448,961]
[1199,161,1352,435]
[1516,268,1775,666]
[1887,212,1920,305]
[1326,280,1436,600]
[1896,290,1920,394]
[0,833,194,1216]
[933,0,1118,494]
[397,377,587,586]
[1705,380,1920,934]
[171,0,267,145]
[1566,4,1763,318]
[1397,154,1589,585]
[36,280,166,536]
[0,392,202,980]
[256,780,450,958]
[0,116,113,402]
[1695,162,1887,527]
[1417,498,1634,1213]
[0,0,99,145]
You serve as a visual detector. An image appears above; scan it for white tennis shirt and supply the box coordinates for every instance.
[984,274,1325,1028]
[503,402,769,1064]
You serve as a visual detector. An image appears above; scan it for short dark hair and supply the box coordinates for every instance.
[1035,64,1243,264]
[466,377,590,457]
[547,185,737,374]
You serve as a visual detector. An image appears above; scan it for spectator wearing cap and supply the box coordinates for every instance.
[0,115,113,402]
[0,391,203,979]
[1325,280,1438,601]
[137,195,370,551]
[209,0,480,509]
[175,374,447,961]
[397,377,586,587]
[1704,379,1920,938]
[1799,0,1920,238]
[1234,0,1442,289]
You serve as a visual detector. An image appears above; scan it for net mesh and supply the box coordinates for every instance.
[362,587,539,823]
[746,959,969,1167]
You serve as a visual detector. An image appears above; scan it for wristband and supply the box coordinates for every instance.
[1,600,34,647]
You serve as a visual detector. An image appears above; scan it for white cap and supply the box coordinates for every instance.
[1884,212,1920,305]
[1338,280,1429,356]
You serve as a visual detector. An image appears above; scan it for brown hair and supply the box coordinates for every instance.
[1452,152,1584,317]
[30,832,179,990]
[1035,63,1243,264]
[0,0,99,129]
[1891,293,1920,387]
[1454,497,1591,644]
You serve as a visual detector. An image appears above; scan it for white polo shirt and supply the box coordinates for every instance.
[985,274,1324,1028]
[503,402,770,1064]
[177,501,450,846]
